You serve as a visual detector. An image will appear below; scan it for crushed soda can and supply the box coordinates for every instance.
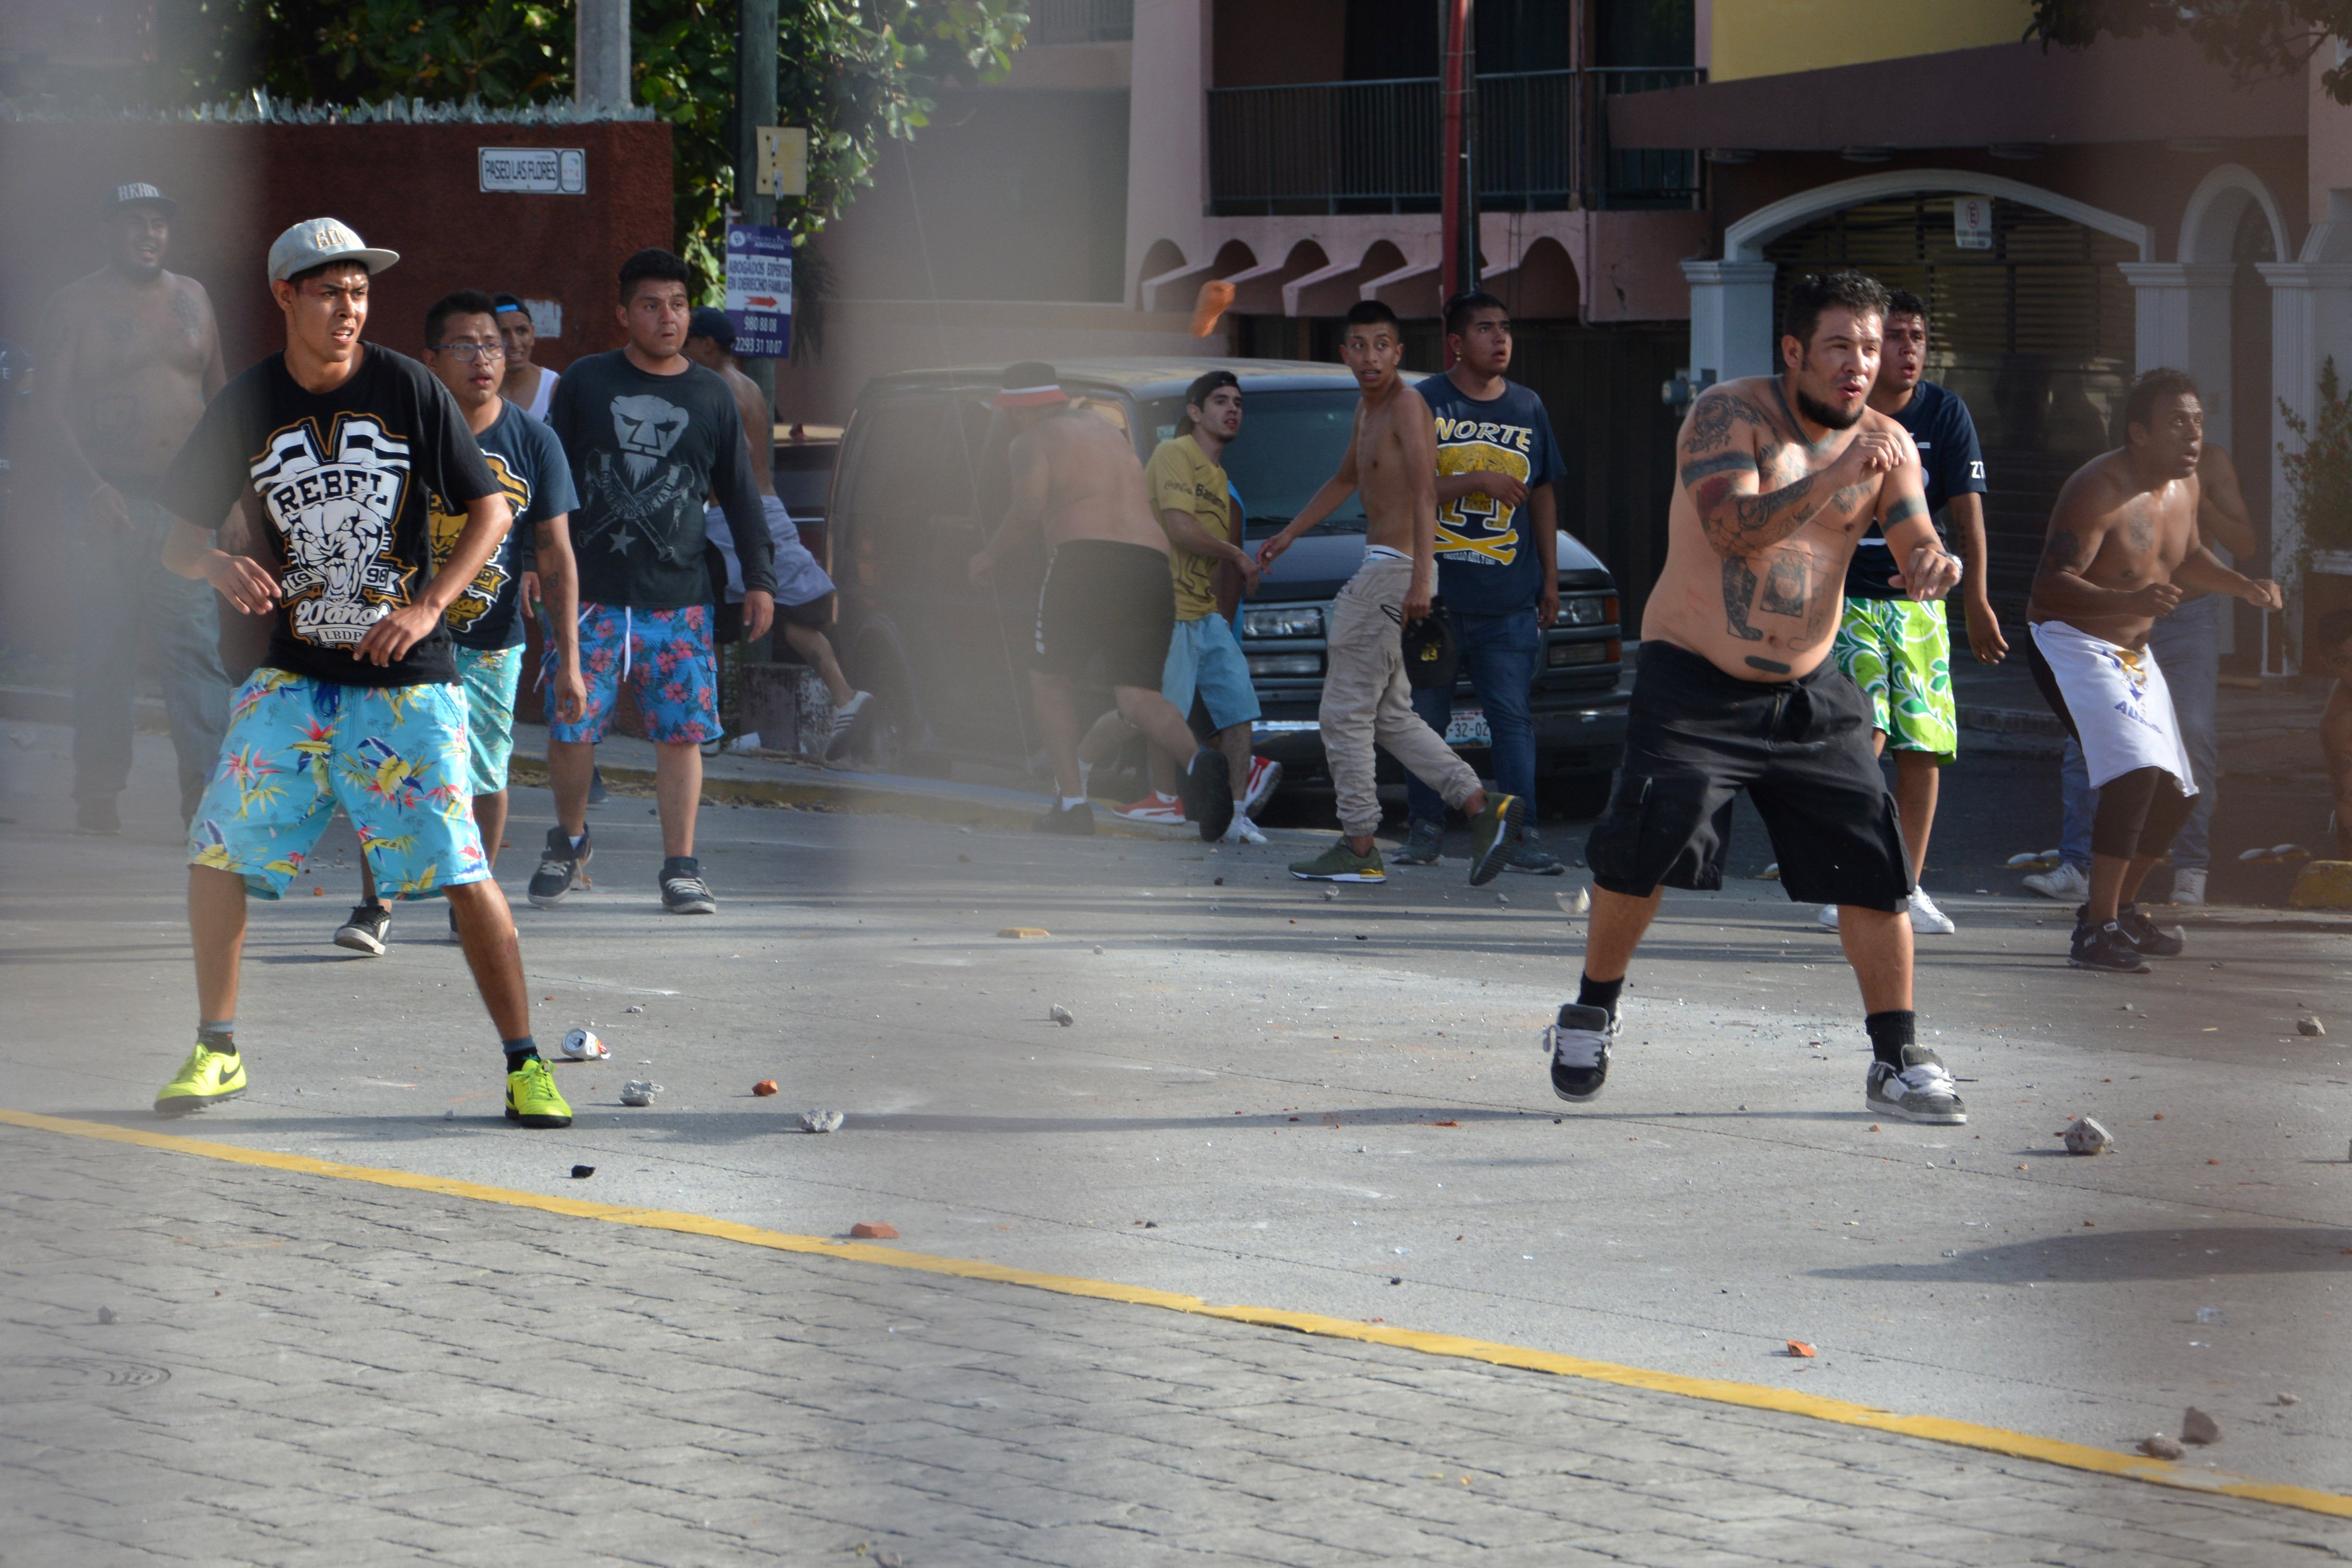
[620,1080,661,1106]
[562,1028,609,1061]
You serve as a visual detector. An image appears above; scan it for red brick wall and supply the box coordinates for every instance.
[0,117,674,648]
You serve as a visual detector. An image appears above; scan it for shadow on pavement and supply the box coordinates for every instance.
[1812,1226,2352,1285]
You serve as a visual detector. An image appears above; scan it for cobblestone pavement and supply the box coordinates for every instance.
[5,1128,2347,1568]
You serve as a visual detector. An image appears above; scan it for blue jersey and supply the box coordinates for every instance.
[1422,375,1564,616]
[1846,379,1987,601]
[430,399,579,649]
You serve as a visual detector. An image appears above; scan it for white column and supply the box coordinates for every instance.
[1124,0,1209,306]
[2257,257,2352,672]
[575,0,630,110]
[1680,260,1777,381]
[2119,262,2238,437]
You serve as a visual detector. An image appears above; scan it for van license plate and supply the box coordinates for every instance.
[1445,707,1490,745]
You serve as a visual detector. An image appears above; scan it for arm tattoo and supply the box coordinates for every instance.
[1721,555,1765,641]
[1703,470,1822,555]
[1884,495,1928,527]
[1684,391,1776,454]
[2037,527,2088,578]
[1678,451,1758,489]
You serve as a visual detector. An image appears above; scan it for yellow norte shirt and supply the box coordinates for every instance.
[1143,433,1233,621]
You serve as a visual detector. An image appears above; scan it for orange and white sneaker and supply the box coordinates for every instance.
[1113,792,1186,825]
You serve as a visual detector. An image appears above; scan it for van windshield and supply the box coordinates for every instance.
[1141,389,1366,537]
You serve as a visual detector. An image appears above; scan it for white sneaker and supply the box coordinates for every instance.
[1222,814,1267,845]
[2171,866,2208,906]
[1907,887,1957,934]
[1818,903,1839,930]
[2022,862,2090,901]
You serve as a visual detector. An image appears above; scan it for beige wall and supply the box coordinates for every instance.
[1707,0,2033,82]
[2310,51,2352,230]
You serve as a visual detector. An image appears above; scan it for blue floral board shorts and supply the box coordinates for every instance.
[454,644,523,795]
[543,602,718,746]
[188,669,489,901]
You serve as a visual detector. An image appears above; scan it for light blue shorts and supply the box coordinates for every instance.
[455,644,523,795]
[189,670,489,901]
[1163,614,1261,732]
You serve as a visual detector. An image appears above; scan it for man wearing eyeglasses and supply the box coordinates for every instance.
[331,289,585,956]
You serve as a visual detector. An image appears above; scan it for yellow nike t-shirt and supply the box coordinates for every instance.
[1144,433,1234,622]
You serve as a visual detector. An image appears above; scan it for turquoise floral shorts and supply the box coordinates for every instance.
[187,670,490,900]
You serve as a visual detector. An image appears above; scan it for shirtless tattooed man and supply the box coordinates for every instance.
[969,362,1235,839]
[39,182,233,831]
[2025,368,2281,973]
[1548,271,1971,1125]
[1256,300,1523,887]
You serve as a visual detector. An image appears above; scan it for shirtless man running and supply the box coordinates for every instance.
[969,361,1234,838]
[39,182,233,831]
[2025,368,2281,972]
[1549,271,1969,1124]
[1256,300,1522,886]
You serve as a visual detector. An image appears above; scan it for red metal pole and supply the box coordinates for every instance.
[1440,0,1471,364]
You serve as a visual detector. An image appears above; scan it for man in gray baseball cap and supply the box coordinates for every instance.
[265,217,399,284]
[38,179,230,832]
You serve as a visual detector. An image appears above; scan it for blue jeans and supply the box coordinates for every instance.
[72,496,231,820]
[2056,596,2219,871]
[1407,608,1539,828]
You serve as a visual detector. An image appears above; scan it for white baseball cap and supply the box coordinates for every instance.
[266,217,399,284]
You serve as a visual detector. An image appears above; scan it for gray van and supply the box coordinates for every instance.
[825,358,1627,816]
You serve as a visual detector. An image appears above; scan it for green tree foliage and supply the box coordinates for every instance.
[150,0,1029,287]
[2030,1,2352,103]
[2281,358,2352,557]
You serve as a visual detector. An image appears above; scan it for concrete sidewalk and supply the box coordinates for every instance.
[7,1123,2343,1567]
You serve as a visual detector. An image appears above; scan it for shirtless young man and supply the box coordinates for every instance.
[968,361,1235,838]
[2025,369,2281,973]
[682,307,870,754]
[1549,271,1969,1124]
[1256,300,1522,886]
[39,182,234,830]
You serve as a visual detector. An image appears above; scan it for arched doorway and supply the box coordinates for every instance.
[1762,192,2139,618]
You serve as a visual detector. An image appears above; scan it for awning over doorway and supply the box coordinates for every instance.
[1609,34,2299,152]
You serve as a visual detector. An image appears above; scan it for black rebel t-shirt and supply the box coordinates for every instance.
[1844,379,1988,601]
[160,346,500,687]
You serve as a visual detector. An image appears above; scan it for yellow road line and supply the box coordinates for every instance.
[8,1105,2348,1520]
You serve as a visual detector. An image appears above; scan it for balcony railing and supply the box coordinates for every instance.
[1206,68,1701,216]
[1031,0,1133,46]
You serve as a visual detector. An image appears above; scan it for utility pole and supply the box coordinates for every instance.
[1439,0,1477,359]
[575,0,630,110]
[735,0,779,410]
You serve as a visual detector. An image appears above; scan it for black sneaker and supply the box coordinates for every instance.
[1865,1046,1968,1124]
[74,796,121,836]
[2070,915,2151,974]
[528,826,590,909]
[1391,819,1444,865]
[1544,1003,1616,1102]
[1181,746,1236,843]
[659,856,717,915]
[333,902,392,956]
[1032,801,1096,835]
[2114,903,2185,957]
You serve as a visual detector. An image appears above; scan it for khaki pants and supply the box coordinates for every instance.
[1320,556,1481,837]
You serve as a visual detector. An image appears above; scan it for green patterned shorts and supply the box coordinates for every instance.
[1832,597,1957,759]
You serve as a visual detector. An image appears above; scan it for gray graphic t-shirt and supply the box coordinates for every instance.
[545,350,772,610]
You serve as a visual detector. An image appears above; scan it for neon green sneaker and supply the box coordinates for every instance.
[505,1056,574,1129]
[154,1042,247,1116]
